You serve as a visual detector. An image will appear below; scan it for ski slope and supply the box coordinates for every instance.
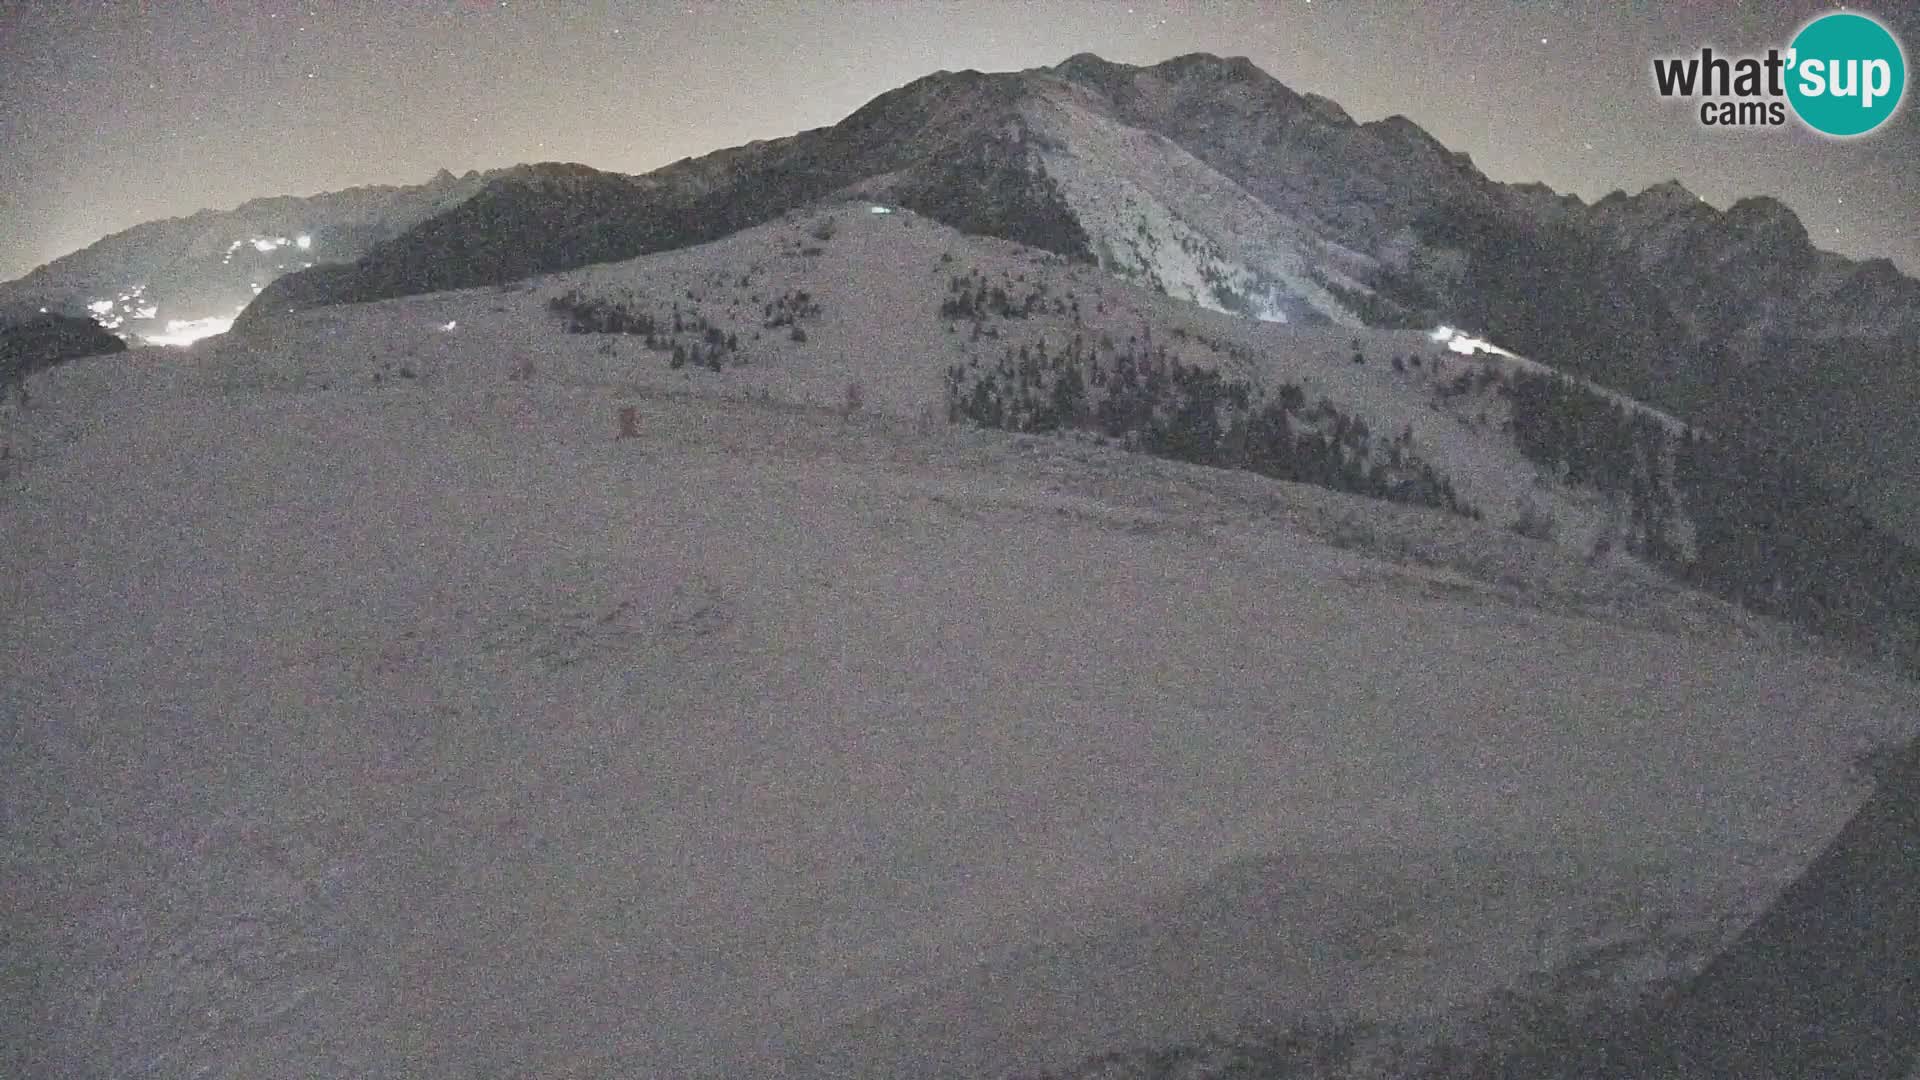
[4,208,1916,1078]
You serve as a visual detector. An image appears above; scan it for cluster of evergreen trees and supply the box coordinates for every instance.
[1493,364,1920,669]
[1436,365,1500,401]
[943,329,1477,519]
[1675,432,1920,659]
[549,290,658,336]
[761,289,821,329]
[1197,264,1255,316]
[939,269,1056,322]
[1501,369,1684,562]
[546,290,739,371]
[1350,193,1920,671]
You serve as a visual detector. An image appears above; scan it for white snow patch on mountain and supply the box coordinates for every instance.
[1020,88,1362,327]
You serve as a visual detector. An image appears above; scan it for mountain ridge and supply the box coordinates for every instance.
[14,52,1914,358]
[9,51,1920,546]
[7,195,1917,1078]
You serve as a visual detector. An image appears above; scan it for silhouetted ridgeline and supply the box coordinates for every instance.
[240,74,1093,331]
[0,312,128,391]
[23,53,1913,551]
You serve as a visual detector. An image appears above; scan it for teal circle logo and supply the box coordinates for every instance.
[1786,12,1906,137]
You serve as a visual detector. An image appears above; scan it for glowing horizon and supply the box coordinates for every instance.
[140,310,239,347]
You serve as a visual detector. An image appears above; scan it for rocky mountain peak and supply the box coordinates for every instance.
[1365,114,1475,169]
[20,49,1917,410]
[1152,51,1266,80]
[1722,195,1808,247]
[1301,92,1356,126]
[1637,178,1707,209]
[1586,179,1719,237]
[1053,51,1132,85]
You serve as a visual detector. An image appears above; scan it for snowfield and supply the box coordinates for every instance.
[5,208,1917,1078]
[221,205,1692,560]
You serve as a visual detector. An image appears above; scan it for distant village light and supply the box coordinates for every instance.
[145,315,235,347]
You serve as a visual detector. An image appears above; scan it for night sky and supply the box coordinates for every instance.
[2,0,1915,281]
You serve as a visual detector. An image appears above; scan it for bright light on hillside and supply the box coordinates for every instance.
[296,234,312,249]
[1429,325,1515,358]
[142,315,235,347]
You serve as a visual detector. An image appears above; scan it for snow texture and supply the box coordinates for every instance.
[4,206,1915,1079]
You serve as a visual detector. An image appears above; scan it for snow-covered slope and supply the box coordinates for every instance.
[176,56,1917,571]
[20,53,1920,559]
[5,203,1916,1078]
[218,204,1689,564]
